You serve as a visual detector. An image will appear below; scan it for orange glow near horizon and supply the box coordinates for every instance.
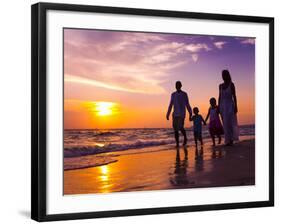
[64,98,254,129]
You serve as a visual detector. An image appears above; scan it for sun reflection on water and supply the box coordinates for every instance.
[95,143,105,147]
[98,165,113,193]
[99,165,109,181]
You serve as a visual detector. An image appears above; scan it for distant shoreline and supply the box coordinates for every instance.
[64,124,255,131]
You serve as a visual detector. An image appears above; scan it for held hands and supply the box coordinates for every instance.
[203,118,207,126]
[166,114,170,120]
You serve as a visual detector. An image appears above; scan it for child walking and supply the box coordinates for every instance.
[190,107,206,147]
[205,97,224,146]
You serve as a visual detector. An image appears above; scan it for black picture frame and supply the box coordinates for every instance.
[31,2,274,222]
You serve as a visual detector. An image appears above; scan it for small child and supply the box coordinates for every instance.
[190,107,206,147]
[205,97,224,146]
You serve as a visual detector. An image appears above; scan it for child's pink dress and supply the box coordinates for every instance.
[209,107,224,136]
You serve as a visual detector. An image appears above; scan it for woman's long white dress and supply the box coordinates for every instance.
[219,83,239,144]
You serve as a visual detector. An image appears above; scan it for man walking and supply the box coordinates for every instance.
[166,81,192,147]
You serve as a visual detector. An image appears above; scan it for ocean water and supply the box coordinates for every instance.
[64,124,255,158]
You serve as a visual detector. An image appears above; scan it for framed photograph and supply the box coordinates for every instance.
[31,2,274,222]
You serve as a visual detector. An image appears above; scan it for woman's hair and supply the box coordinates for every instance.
[222,69,232,83]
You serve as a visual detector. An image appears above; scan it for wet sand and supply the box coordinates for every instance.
[64,138,255,195]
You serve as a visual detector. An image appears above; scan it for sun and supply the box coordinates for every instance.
[92,102,118,117]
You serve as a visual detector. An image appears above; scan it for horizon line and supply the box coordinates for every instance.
[64,123,255,130]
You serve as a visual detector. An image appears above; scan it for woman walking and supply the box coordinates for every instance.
[218,70,239,146]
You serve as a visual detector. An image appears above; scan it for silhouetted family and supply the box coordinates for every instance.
[166,69,239,148]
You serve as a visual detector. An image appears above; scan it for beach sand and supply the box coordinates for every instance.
[64,138,255,195]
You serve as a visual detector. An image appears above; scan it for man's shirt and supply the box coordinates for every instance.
[168,90,192,118]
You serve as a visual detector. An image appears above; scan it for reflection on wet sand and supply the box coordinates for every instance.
[98,165,111,193]
[170,147,189,186]
[212,147,224,159]
[195,146,204,172]
[170,145,208,187]
[64,139,255,195]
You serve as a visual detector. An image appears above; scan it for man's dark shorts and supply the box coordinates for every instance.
[173,116,185,131]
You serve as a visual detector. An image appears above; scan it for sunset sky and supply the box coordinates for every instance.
[64,29,255,129]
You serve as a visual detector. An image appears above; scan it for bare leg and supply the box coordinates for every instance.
[174,131,179,147]
[194,136,198,148]
[198,146,203,160]
[211,134,215,146]
[183,146,188,159]
[180,128,187,146]
[176,147,180,160]
[217,135,221,144]
[199,136,203,145]
[195,146,199,160]
[200,146,204,157]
